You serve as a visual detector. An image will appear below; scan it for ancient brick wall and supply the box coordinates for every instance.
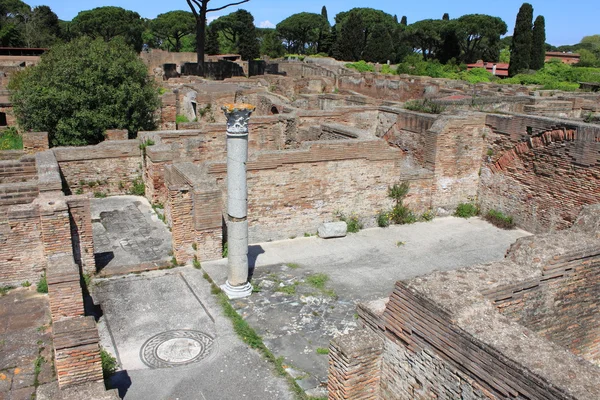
[338,73,440,102]
[38,198,72,257]
[0,155,37,183]
[206,140,434,243]
[67,196,95,275]
[489,243,600,365]
[479,114,600,232]
[53,141,142,196]
[47,254,84,322]
[0,204,44,286]
[22,131,49,153]
[104,129,128,141]
[53,316,103,388]
[0,105,15,126]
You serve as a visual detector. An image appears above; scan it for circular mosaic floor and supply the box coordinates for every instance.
[140,330,215,368]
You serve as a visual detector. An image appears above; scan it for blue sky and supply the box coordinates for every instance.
[28,0,598,46]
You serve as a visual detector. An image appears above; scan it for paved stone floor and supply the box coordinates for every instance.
[203,216,531,396]
[92,269,294,400]
[92,196,172,276]
[0,288,54,400]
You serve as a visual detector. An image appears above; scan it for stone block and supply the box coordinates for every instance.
[318,222,347,239]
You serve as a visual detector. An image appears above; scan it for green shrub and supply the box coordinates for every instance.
[377,210,390,227]
[336,212,362,233]
[388,182,417,225]
[0,127,22,150]
[306,273,329,290]
[502,60,600,91]
[129,178,145,196]
[345,60,375,73]
[454,203,479,218]
[37,273,48,294]
[0,285,15,296]
[404,99,446,114]
[389,205,416,225]
[459,68,496,84]
[420,209,435,222]
[380,64,396,75]
[100,348,117,379]
[93,191,107,198]
[222,242,228,258]
[176,114,190,124]
[485,209,515,229]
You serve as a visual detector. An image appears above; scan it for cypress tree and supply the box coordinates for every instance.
[333,12,364,61]
[363,23,394,63]
[530,15,546,70]
[321,6,328,22]
[442,13,449,21]
[393,15,398,24]
[508,3,533,76]
[400,16,407,26]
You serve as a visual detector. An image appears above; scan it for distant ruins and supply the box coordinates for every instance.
[1,56,599,397]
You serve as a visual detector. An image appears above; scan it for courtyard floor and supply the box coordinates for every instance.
[93,216,529,399]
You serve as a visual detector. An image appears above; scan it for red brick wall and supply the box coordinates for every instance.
[490,252,600,365]
[67,196,95,275]
[0,204,44,286]
[479,114,600,232]
[47,255,84,322]
[22,132,49,153]
[53,141,142,196]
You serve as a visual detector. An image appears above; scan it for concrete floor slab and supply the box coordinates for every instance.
[91,196,172,276]
[203,216,531,393]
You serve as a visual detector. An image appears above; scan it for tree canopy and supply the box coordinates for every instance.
[455,14,507,63]
[71,6,145,51]
[276,12,328,54]
[151,10,195,52]
[9,37,159,146]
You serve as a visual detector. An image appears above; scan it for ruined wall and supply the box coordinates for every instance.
[339,207,600,400]
[0,204,44,285]
[207,140,433,243]
[338,73,441,102]
[53,141,142,196]
[479,114,600,232]
[490,235,600,365]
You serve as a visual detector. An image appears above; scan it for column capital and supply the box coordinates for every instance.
[221,103,255,135]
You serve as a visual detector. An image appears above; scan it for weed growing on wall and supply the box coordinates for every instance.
[404,99,446,114]
[388,182,416,225]
[485,209,515,229]
[377,210,390,227]
[0,128,22,150]
[37,274,48,294]
[335,211,362,233]
[100,348,118,379]
[129,178,145,196]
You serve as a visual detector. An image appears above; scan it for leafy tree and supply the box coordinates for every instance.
[185,0,250,76]
[205,23,220,55]
[405,19,445,60]
[9,37,159,147]
[363,23,394,63]
[259,29,284,58]
[20,6,60,47]
[529,15,545,70]
[508,3,533,76]
[455,14,507,63]
[151,10,195,52]
[211,9,258,59]
[276,12,327,54]
[400,16,407,26]
[236,12,259,60]
[333,8,396,61]
[577,48,599,67]
[333,11,364,61]
[0,0,30,46]
[72,6,145,52]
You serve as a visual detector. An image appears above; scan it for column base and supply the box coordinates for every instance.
[221,280,253,299]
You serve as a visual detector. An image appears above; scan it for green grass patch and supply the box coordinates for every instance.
[176,114,190,124]
[0,285,15,296]
[306,273,329,290]
[484,209,515,229]
[0,128,22,150]
[454,203,479,218]
[345,60,375,73]
[315,347,329,355]
[276,283,298,295]
[37,273,48,294]
[128,177,145,196]
[94,191,107,198]
[286,263,300,269]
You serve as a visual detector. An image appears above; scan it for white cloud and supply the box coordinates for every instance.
[258,20,276,29]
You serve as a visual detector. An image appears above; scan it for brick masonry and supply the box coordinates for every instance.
[67,196,95,275]
[479,114,600,232]
[339,205,600,399]
[47,254,84,322]
[22,131,49,153]
[53,141,143,196]
[53,316,103,388]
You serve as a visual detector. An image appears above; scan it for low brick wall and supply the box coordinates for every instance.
[341,205,600,399]
[47,254,84,322]
[53,140,142,196]
[0,155,36,183]
[53,316,103,388]
[22,131,49,153]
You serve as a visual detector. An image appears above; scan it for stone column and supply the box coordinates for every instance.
[221,104,255,299]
